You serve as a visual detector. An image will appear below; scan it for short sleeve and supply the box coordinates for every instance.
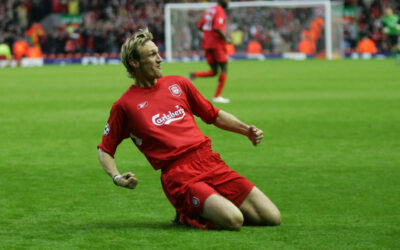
[178,77,219,124]
[212,9,225,31]
[97,102,130,157]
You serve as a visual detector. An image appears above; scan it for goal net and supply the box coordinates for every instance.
[164,1,343,62]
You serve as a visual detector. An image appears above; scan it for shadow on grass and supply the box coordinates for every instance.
[76,220,276,233]
[75,220,192,232]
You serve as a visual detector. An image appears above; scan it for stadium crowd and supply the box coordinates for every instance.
[343,0,400,54]
[0,0,399,60]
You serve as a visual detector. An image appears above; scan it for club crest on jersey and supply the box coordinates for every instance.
[152,105,185,126]
[168,84,182,97]
[137,101,148,110]
[104,123,110,136]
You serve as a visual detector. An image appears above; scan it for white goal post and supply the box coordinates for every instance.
[164,0,343,62]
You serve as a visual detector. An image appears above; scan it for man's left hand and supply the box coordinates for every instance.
[248,125,263,146]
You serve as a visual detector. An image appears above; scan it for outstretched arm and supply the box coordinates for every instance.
[213,110,263,146]
[98,148,138,189]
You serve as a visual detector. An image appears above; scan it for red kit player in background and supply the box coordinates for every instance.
[190,0,231,103]
[97,28,281,230]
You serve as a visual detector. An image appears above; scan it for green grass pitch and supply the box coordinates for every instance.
[1,59,399,249]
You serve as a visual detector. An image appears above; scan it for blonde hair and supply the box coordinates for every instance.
[120,28,154,78]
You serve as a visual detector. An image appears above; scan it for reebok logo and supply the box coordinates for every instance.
[152,105,185,126]
[137,101,148,110]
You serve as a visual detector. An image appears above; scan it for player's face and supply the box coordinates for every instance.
[384,8,392,16]
[137,41,163,81]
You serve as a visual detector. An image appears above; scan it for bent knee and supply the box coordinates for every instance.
[262,209,281,226]
[247,207,281,226]
[223,211,244,230]
[268,210,282,226]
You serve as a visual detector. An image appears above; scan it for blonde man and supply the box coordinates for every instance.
[98,28,281,230]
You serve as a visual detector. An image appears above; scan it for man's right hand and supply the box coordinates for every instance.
[113,172,138,189]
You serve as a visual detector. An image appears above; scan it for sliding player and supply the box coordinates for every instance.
[98,28,281,230]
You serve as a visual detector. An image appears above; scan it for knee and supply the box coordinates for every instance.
[220,66,227,74]
[210,66,218,76]
[248,205,281,226]
[263,209,281,226]
[223,211,244,230]
[271,211,282,226]
[202,194,244,230]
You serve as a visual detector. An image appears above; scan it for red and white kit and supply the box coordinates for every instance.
[197,5,228,63]
[98,76,253,215]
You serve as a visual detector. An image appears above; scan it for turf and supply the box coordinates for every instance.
[1,59,399,249]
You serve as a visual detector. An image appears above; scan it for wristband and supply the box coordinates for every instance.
[113,174,121,185]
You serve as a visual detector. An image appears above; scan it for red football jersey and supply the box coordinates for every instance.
[98,76,220,170]
[197,5,227,49]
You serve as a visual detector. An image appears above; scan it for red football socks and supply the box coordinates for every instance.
[214,73,227,97]
[194,70,215,77]
[179,213,215,230]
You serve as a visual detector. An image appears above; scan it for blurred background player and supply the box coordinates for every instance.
[190,0,231,103]
[381,7,400,56]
